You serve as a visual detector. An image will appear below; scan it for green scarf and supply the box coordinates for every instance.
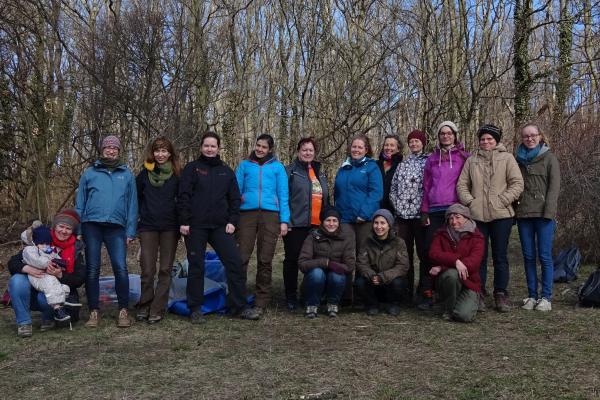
[99,157,121,171]
[146,161,173,187]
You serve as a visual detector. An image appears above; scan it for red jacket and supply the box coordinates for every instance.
[428,228,484,292]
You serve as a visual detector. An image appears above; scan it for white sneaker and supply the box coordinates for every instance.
[521,297,537,310]
[535,298,552,312]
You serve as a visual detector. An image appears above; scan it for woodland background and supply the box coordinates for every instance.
[0,0,599,260]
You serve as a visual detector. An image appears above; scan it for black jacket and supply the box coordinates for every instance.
[286,159,330,228]
[136,169,179,231]
[8,240,87,288]
[178,155,241,228]
[377,153,403,212]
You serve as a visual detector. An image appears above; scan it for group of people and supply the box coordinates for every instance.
[7,120,560,337]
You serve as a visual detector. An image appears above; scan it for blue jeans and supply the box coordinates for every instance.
[303,268,346,307]
[517,218,556,300]
[8,274,53,325]
[82,222,129,309]
[476,218,514,294]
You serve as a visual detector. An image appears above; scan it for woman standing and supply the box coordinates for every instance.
[236,134,290,314]
[457,124,524,312]
[298,208,355,318]
[515,124,560,312]
[355,209,410,316]
[283,137,329,311]
[76,135,138,328]
[334,134,383,250]
[390,129,429,300]
[135,137,181,324]
[8,210,86,337]
[419,122,470,309]
[429,204,484,322]
[376,134,403,212]
[179,131,260,323]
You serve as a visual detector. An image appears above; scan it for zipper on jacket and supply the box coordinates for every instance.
[258,164,263,209]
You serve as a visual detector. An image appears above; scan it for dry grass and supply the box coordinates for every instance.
[1,234,600,400]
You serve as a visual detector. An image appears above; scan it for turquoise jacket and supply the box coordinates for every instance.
[235,157,290,224]
[76,161,138,238]
[334,157,383,223]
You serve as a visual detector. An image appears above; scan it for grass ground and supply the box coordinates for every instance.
[1,233,600,400]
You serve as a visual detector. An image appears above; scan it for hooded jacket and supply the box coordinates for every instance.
[421,143,470,213]
[514,144,561,220]
[334,157,383,223]
[356,230,410,284]
[456,143,524,222]
[297,224,356,273]
[235,156,290,224]
[286,158,330,228]
[389,152,428,219]
[76,161,138,238]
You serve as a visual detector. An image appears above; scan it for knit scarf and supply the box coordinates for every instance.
[51,230,76,274]
[446,219,476,245]
[516,144,541,166]
[145,161,173,187]
[99,156,121,170]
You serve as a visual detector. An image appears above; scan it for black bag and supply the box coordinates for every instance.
[553,247,582,283]
[578,269,600,307]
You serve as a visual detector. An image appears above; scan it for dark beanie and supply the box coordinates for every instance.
[53,209,80,230]
[407,130,427,148]
[477,124,502,143]
[372,209,394,226]
[320,207,341,221]
[32,225,53,245]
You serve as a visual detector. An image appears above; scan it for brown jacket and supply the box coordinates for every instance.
[356,231,410,284]
[457,144,524,222]
[298,225,356,273]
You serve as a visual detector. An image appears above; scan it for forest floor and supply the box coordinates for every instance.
[0,228,599,400]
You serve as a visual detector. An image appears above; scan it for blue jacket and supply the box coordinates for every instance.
[76,161,138,238]
[235,157,290,224]
[334,157,383,223]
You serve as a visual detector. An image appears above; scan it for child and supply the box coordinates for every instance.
[22,226,71,322]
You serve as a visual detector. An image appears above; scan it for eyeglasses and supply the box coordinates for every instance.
[439,131,454,137]
[522,134,540,140]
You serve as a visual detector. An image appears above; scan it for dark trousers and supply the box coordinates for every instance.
[138,230,179,317]
[185,226,249,313]
[341,223,365,304]
[423,211,447,294]
[354,275,408,307]
[282,227,312,303]
[396,217,428,296]
[476,218,514,294]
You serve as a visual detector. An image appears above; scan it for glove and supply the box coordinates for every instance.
[420,213,429,226]
[364,269,377,280]
[328,261,347,275]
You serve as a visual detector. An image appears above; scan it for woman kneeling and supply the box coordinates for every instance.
[355,209,410,316]
[298,208,356,318]
[428,204,484,322]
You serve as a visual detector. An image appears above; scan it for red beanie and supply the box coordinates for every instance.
[407,130,428,148]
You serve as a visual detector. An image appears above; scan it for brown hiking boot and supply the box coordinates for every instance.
[478,293,487,312]
[85,310,100,328]
[494,292,511,313]
[117,308,132,328]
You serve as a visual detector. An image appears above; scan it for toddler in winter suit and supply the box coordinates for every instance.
[22,226,71,322]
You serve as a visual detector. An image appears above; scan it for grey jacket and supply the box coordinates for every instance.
[286,159,330,228]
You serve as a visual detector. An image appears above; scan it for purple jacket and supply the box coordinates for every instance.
[421,143,470,213]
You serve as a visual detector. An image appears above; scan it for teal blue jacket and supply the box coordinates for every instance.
[76,161,138,238]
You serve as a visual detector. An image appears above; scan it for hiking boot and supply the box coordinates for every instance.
[85,310,100,328]
[478,293,487,312]
[17,324,32,338]
[535,297,552,312]
[521,297,537,311]
[53,306,71,322]
[117,308,131,328]
[326,304,338,318]
[387,304,401,316]
[442,312,453,321]
[190,310,207,324]
[366,307,379,316]
[136,306,150,321]
[417,290,434,311]
[147,315,162,324]
[494,292,511,313]
[64,294,82,307]
[40,320,55,332]
[305,306,318,318]
[239,307,261,320]
[286,299,298,312]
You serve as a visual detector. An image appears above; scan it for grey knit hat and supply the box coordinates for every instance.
[372,209,394,226]
[445,203,471,220]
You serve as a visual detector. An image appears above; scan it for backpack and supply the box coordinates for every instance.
[578,269,600,307]
[553,247,582,283]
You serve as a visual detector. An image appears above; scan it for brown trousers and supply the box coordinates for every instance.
[342,222,371,304]
[236,210,280,308]
[138,230,179,317]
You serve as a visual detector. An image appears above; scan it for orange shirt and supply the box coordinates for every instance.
[308,165,323,226]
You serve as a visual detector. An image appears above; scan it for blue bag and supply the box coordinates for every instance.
[553,247,582,283]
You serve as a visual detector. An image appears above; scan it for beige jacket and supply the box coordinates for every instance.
[456,144,524,222]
